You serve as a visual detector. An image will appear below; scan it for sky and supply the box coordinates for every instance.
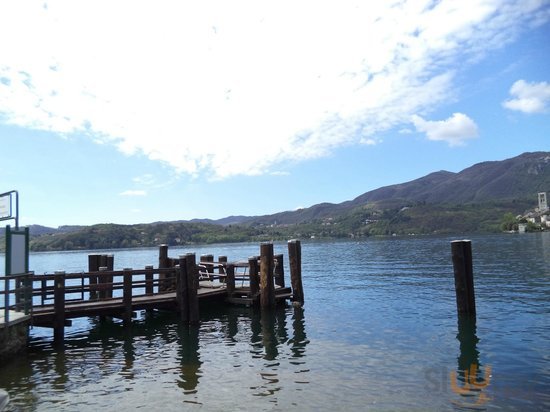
[0,0,549,228]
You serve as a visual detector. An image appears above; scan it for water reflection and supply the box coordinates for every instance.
[451,316,491,409]
[289,306,308,361]
[177,325,201,393]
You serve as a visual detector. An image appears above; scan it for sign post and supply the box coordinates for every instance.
[2,191,26,276]
[0,190,18,229]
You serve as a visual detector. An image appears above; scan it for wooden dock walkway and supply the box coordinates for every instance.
[1,241,303,345]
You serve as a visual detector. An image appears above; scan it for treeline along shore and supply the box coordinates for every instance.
[2,151,549,252]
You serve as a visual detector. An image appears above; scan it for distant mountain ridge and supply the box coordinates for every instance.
[246,151,550,226]
[7,151,548,247]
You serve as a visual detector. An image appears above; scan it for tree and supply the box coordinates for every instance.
[501,212,518,232]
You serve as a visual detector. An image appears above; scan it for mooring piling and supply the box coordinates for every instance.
[177,257,189,323]
[451,240,476,317]
[53,271,65,345]
[159,244,169,292]
[260,242,275,309]
[288,239,304,305]
[274,253,285,288]
[185,253,200,325]
[88,254,100,299]
[122,268,133,326]
[248,256,260,304]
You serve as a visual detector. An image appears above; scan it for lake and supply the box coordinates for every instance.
[1,233,549,411]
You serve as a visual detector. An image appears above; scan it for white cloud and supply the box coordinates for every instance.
[502,79,550,113]
[359,138,381,146]
[0,1,547,178]
[120,190,147,197]
[411,113,479,146]
[132,174,156,186]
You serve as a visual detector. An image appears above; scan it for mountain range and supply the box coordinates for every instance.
[6,151,550,251]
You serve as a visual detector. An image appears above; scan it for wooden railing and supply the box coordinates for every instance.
[1,272,33,324]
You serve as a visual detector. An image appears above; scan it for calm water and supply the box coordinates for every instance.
[1,233,549,411]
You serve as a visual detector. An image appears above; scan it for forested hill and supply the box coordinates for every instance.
[247,151,550,225]
[3,151,549,251]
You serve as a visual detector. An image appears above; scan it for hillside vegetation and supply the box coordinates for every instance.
[2,151,548,251]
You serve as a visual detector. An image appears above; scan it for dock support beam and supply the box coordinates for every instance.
[451,240,476,317]
[260,243,275,309]
[53,271,65,345]
[288,239,304,305]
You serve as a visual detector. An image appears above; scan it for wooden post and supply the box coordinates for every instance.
[159,244,169,292]
[123,268,133,327]
[185,253,199,325]
[218,256,227,283]
[98,266,108,300]
[145,265,154,295]
[274,253,285,288]
[177,257,189,323]
[451,240,476,317]
[248,256,260,304]
[53,271,66,345]
[260,242,275,309]
[88,254,100,300]
[106,254,114,298]
[226,264,235,296]
[288,239,304,305]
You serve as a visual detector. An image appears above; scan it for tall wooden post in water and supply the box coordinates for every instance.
[88,254,100,300]
[288,239,304,305]
[53,271,65,345]
[159,244,169,292]
[185,253,200,325]
[451,240,476,317]
[274,253,285,288]
[248,256,260,305]
[260,243,275,309]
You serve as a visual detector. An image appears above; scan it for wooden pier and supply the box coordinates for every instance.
[1,241,304,345]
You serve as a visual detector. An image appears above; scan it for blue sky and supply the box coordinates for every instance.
[1,1,549,228]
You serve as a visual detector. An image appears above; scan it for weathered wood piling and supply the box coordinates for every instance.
[288,239,304,305]
[260,242,275,309]
[451,240,476,317]
[53,271,65,345]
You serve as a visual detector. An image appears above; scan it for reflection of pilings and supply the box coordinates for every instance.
[290,306,308,359]
[226,309,238,341]
[456,316,479,372]
[121,330,135,380]
[275,308,288,343]
[452,316,492,399]
[260,310,278,361]
[178,326,201,393]
[53,350,68,391]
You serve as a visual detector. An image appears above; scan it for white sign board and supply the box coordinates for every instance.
[9,231,27,274]
[0,194,10,219]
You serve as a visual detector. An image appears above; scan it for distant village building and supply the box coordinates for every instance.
[538,192,548,212]
[517,192,550,231]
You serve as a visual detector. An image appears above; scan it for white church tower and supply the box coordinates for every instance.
[538,192,548,212]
